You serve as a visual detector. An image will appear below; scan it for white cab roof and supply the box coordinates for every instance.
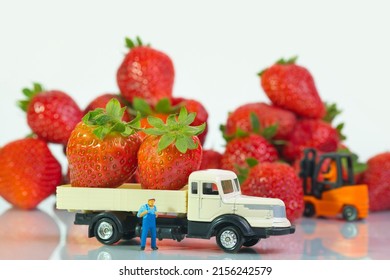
[189,169,237,181]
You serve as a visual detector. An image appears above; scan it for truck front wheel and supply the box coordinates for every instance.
[216,226,243,253]
[94,218,121,245]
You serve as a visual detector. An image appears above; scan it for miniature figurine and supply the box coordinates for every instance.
[137,198,158,251]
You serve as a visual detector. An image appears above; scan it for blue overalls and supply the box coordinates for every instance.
[137,204,157,248]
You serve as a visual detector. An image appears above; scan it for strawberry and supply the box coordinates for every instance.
[283,119,340,162]
[200,149,222,170]
[137,108,205,190]
[221,134,279,173]
[18,83,83,145]
[117,37,174,106]
[0,138,62,210]
[67,99,141,188]
[84,93,131,122]
[240,162,304,222]
[225,102,296,140]
[259,57,325,119]
[361,152,390,212]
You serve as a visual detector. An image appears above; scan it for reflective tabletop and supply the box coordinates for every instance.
[0,196,389,260]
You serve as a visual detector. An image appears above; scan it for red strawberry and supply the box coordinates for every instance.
[225,102,297,140]
[117,37,174,106]
[361,152,390,212]
[67,99,141,188]
[84,93,131,122]
[260,57,325,119]
[200,149,222,170]
[221,134,279,173]
[283,119,340,161]
[18,83,83,145]
[241,162,304,222]
[137,108,205,190]
[0,138,62,210]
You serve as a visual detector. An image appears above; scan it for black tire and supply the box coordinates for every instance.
[216,226,243,253]
[342,205,358,222]
[94,218,122,245]
[243,238,260,247]
[304,202,315,217]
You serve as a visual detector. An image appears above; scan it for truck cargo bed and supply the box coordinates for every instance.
[56,184,188,214]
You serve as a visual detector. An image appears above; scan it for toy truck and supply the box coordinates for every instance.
[56,169,295,253]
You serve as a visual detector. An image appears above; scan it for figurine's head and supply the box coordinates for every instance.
[148,198,155,207]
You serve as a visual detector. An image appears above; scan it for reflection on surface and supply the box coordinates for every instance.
[1,205,390,260]
[301,219,368,259]
[0,208,60,259]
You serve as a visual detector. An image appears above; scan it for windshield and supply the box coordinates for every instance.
[221,180,235,194]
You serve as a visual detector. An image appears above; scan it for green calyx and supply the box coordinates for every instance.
[236,158,259,184]
[143,107,206,154]
[337,147,367,174]
[83,98,141,140]
[130,97,180,117]
[18,82,44,112]
[323,102,346,141]
[220,112,278,142]
[125,36,150,49]
[258,56,298,77]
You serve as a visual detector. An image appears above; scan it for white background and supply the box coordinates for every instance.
[1,0,389,173]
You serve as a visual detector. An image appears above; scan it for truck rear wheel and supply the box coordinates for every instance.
[216,226,243,253]
[94,218,121,245]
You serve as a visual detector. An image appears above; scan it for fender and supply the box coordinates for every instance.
[206,214,255,238]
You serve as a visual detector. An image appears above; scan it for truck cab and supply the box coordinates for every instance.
[186,169,295,252]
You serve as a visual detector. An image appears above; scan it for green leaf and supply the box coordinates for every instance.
[323,102,342,123]
[276,56,298,65]
[133,98,153,115]
[22,88,33,98]
[147,115,166,129]
[105,98,122,118]
[182,112,196,126]
[186,136,198,150]
[262,124,278,140]
[155,98,172,114]
[93,126,110,140]
[125,37,135,49]
[158,134,176,152]
[250,112,261,134]
[185,123,206,136]
[111,122,126,133]
[136,36,143,46]
[336,123,347,141]
[175,136,188,153]
[17,100,29,112]
[178,107,188,123]
[257,68,267,77]
[166,114,177,126]
[246,158,259,168]
[143,128,166,136]
[33,83,43,93]
[235,128,249,138]
[94,115,113,125]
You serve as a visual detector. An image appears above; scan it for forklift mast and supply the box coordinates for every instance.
[299,148,355,199]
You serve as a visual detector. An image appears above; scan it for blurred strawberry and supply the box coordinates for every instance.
[225,102,296,140]
[117,37,174,106]
[240,162,304,222]
[200,149,222,170]
[0,138,62,210]
[221,134,278,173]
[259,57,325,119]
[138,108,205,190]
[18,83,83,145]
[67,99,141,188]
[84,93,131,121]
[361,152,390,212]
[283,119,340,162]
[0,208,60,259]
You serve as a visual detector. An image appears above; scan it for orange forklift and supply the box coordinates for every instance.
[299,148,369,221]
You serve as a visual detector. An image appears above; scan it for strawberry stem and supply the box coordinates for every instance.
[125,36,149,49]
[276,56,298,65]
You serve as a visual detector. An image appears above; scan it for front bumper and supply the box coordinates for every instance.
[252,225,295,238]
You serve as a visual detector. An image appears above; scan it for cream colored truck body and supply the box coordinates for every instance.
[56,169,295,253]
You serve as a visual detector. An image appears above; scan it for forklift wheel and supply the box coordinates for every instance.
[342,205,358,221]
[304,202,315,217]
